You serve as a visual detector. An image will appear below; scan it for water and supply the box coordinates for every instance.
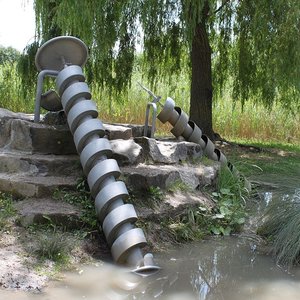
[2,189,300,299]
[2,232,300,299]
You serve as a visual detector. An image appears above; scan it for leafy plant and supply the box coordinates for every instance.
[148,186,164,202]
[168,208,209,242]
[209,166,249,236]
[53,178,97,230]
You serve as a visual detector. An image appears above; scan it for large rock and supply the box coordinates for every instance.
[110,139,143,166]
[0,109,151,155]
[122,163,218,191]
[104,124,132,140]
[0,108,33,121]
[136,190,215,220]
[0,114,76,154]
[0,151,81,176]
[134,137,203,164]
[108,123,150,138]
[0,173,77,198]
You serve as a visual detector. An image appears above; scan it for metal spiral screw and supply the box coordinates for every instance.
[157,97,232,167]
[34,36,159,275]
[156,97,250,192]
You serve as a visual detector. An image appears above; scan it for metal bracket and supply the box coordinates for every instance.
[34,69,59,123]
[138,82,161,138]
[144,102,157,138]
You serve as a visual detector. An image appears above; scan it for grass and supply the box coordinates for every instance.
[226,145,300,189]
[1,61,299,146]
[29,229,74,264]
[0,192,17,231]
[142,165,251,246]
[53,178,98,231]
[127,186,165,209]
[258,189,300,267]
[207,166,249,236]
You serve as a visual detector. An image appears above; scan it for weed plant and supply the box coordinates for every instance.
[205,166,249,236]
[0,192,16,231]
[168,207,210,242]
[164,166,250,242]
[53,178,98,231]
[167,180,193,193]
[127,186,164,209]
[30,229,74,264]
[258,189,300,267]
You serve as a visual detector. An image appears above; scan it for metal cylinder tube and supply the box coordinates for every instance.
[55,64,157,273]
[157,97,228,165]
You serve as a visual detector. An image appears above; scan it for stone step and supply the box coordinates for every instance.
[0,108,148,155]
[0,173,77,198]
[0,151,82,176]
[121,163,218,191]
[14,197,83,228]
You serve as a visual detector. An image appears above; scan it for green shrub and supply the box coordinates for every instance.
[209,166,249,235]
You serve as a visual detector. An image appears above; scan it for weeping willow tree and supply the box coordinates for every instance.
[20,0,300,139]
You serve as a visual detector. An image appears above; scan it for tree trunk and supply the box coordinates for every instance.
[189,4,214,140]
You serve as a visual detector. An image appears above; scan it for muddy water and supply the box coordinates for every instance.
[2,189,300,299]
[2,234,300,300]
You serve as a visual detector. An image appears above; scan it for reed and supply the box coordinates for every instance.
[258,189,300,267]
[1,62,299,145]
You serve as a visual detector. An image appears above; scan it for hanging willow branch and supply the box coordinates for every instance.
[18,0,300,110]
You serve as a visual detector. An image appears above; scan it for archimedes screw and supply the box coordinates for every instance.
[34,36,159,275]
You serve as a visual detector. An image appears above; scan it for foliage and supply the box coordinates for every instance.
[53,178,98,231]
[158,167,250,243]
[0,45,36,111]
[0,46,20,65]
[16,42,40,101]
[167,180,193,193]
[208,166,249,235]
[127,186,164,209]
[258,189,300,267]
[168,207,210,242]
[24,0,300,111]
[214,0,300,109]
[0,192,16,231]
[213,94,300,144]
[148,186,164,202]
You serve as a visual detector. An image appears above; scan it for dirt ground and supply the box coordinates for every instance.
[0,220,110,291]
[0,227,47,291]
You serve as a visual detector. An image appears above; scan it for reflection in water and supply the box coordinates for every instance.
[1,238,300,300]
[1,189,300,299]
[263,192,273,206]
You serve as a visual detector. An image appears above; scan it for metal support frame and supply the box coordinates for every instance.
[34,69,59,123]
[138,83,162,139]
[144,102,157,138]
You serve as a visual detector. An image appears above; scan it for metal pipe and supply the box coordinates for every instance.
[144,102,157,138]
[34,69,59,122]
